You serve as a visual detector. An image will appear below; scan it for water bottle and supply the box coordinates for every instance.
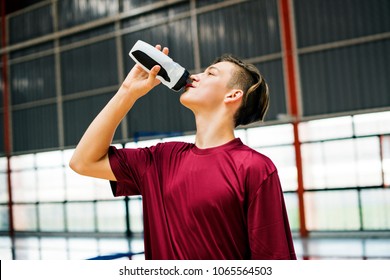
[129,40,191,91]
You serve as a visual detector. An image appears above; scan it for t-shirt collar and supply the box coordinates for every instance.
[191,138,243,155]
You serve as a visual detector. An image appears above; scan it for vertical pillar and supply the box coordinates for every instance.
[1,0,15,258]
[190,0,201,73]
[279,0,307,237]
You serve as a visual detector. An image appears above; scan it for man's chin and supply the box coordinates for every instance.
[179,94,195,110]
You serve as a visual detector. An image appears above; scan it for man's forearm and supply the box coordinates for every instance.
[69,85,139,179]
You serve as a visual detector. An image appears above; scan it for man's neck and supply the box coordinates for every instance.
[194,113,236,149]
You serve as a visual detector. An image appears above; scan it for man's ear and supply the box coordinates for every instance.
[224,89,243,104]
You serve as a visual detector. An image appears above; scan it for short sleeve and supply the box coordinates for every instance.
[247,171,296,260]
[108,145,153,197]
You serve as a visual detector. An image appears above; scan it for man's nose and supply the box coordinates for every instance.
[190,73,200,82]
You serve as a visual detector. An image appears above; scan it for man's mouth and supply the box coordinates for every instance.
[184,77,195,89]
[184,83,195,91]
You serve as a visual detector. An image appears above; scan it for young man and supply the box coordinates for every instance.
[70,45,296,260]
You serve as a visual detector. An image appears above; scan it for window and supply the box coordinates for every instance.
[305,190,360,231]
[361,189,390,230]
[39,203,65,232]
[13,204,38,231]
[11,170,37,203]
[96,201,126,232]
[66,202,95,232]
[0,157,7,203]
[258,146,297,191]
[299,116,353,142]
[354,111,390,136]
[0,205,9,230]
[40,237,68,260]
[14,237,40,260]
[0,237,12,259]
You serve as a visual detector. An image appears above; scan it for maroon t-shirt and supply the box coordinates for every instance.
[108,138,296,260]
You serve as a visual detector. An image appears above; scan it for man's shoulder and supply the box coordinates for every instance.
[234,143,274,163]
[232,143,277,174]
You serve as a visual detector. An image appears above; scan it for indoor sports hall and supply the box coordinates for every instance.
[1,0,389,260]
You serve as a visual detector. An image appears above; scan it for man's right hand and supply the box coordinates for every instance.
[121,45,169,99]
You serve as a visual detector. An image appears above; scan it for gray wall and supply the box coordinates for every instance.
[1,0,389,154]
[295,0,390,116]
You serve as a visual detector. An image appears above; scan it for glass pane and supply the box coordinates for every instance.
[322,139,358,188]
[354,111,390,136]
[0,157,8,203]
[37,168,65,202]
[14,237,40,260]
[283,192,299,231]
[64,149,118,200]
[0,205,9,230]
[39,203,65,231]
[40,237,68,260]
[11,170,37,202]
[68,238,99,260]
[365,239,390,259]
[10,154,35,171]
[94,177,116,200]
[129,196,143,233]
[0,237,12,260]
[13,204,38,231]
[124,142,138,148]
[0,172,8,203]
[97,238,129,256]
[65,167,97,200]
[96,201,126,232]
[247,124,294,147]
[66,202,95,232]
[355,137,382,187]
[299,116,353,142]
[0,157,7,171]
[234,129,247,145]
[130,238,145,259]
[361,189,390,230]
[63,149,75,166]
[305,190,360,230]
[258,146,297,191]
[302,142,327,189]
[36,150,63,168]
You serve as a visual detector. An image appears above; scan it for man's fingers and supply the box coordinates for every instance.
[148,65,161,84]
[155,44,169,56]
[150,65,161,75]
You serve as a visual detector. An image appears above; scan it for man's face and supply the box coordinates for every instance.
[180,61,236,113]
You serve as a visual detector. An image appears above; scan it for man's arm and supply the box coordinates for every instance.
[69,45,168,181]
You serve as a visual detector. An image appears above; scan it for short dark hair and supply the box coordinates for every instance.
[213,54,270,127]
